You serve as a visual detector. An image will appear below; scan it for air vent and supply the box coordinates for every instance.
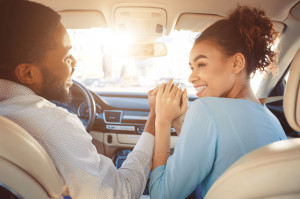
[104,111,122,124]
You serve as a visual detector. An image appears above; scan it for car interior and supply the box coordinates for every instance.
[0,0,300,198]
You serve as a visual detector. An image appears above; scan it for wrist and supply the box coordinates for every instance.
[148,110,155,118]
[173,126,182,136]
[155,118,172,127]
[144,113,156,136]
[173,120,183,127]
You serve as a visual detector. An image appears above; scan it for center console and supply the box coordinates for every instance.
[114,149,150,195]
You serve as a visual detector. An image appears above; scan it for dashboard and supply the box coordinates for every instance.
[69,90,188,157]
[57,87,195,154]
[76,92,188,156]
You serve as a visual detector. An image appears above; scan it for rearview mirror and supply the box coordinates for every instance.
[128,43,167,58]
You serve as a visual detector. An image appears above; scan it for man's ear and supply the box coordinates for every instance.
[232,53,246,74]
[14,63,42,85]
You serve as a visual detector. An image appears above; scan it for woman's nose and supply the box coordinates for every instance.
[188,70,198,83]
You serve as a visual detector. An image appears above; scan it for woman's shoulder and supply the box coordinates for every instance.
[192,97,263,108]
[189,97,265,118]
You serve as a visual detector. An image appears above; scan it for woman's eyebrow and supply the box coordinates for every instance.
[189,54,208,65]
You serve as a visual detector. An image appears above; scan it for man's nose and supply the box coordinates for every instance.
[70,55,77,68]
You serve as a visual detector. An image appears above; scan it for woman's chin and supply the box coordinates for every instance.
[196,90,207,98]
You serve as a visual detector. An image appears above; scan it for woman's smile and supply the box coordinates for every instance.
[194,85,208,97]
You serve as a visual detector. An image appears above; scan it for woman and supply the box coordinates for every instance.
[149,6,287,199]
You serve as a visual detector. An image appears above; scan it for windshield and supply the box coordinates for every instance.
[68,28,264,95]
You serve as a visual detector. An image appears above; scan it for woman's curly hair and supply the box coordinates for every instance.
[195,6,279,75]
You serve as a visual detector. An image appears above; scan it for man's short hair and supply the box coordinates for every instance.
[0,0,61,79]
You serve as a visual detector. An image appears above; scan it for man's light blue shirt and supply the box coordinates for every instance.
[149,97,286,199]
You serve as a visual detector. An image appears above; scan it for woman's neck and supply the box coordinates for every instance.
[236,85,261,104]
[227,75,261,104]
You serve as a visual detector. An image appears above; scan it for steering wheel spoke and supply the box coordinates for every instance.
[70,80,96,132]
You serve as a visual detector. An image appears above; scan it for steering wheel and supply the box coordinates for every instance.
[71,80,96,132]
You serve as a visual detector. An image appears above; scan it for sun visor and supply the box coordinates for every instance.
[114,7,167,41]
[59,10,108,29]
[175,14,223,32]
[291,2,300,22]
[175,13,285,34]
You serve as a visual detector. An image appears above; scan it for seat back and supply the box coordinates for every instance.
[205,138,300,198]
[283,49,300,132]
[205,49,300,199]
[0,116,64,198]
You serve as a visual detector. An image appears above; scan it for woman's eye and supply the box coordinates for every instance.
[198,63,206,68]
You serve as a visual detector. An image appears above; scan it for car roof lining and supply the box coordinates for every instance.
[174,13,286,34]
[31,0,299,34]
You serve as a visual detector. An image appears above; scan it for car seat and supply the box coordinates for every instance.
[0,116,65,199]
[205,49,300,199]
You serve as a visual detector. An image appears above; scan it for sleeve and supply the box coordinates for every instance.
[42,111,154,199]
[149,100,218,199]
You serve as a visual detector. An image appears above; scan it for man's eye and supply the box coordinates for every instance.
[64,55,72,61]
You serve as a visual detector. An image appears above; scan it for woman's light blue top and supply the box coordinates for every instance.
[149,97,286,199]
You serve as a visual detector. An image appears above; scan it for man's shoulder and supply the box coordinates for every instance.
[33,98,79,125]
[22,95,73,117]
[2,94,80,129]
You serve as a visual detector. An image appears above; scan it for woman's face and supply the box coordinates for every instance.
[189,40,237,98]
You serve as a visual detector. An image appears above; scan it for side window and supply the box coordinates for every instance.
[267,69,300,138]
[284,71,290,83]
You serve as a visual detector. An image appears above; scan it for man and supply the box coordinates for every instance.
[0,0,155,198]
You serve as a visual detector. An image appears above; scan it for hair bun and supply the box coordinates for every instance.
[228,6,279,73]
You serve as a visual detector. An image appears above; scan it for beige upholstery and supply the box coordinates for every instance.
[205,49,300,199]
[0,116,64,199]
[205,139,300,198]
[284,49,300,132]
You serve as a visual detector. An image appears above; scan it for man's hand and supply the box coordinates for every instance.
[144,87,159,136]
[147,87,159,115]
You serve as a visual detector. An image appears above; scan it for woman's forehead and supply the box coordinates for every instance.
[190,41,224,60]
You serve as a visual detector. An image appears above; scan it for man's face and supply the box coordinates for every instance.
[38,22,76,102]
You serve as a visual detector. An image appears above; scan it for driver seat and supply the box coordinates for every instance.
[0,116,65,199]
[205,49,300,198]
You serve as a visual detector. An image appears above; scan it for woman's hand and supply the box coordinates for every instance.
[172,86,188,135]
[172,112,186,136]
[156,80,188,124]
[152,80,188,170]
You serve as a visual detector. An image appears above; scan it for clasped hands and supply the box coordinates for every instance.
[148,79,188,136]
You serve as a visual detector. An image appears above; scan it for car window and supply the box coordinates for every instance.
[284,71,290,83]
[68,28,266,95]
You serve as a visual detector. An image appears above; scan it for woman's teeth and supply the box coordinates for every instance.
[196,86,207,93]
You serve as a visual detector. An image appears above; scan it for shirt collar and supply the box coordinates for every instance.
[0,79,37,101]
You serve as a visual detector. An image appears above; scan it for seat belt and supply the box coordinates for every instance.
[259,96,283,104]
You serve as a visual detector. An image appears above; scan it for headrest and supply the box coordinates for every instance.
[0,116,64,197]
[283,48,300,132]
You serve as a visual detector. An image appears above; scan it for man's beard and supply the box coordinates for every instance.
[39,67,72,103]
